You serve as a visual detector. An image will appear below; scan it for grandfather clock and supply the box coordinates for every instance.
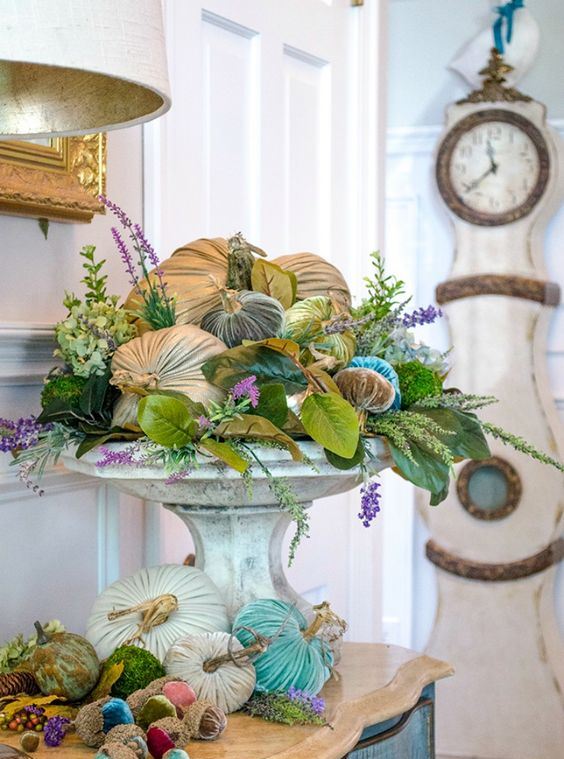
[422,50,564,759]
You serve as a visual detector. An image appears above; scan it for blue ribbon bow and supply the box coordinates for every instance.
[493,0,524,54]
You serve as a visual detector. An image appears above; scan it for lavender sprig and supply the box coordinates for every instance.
[0,416,48,452]
[287,686,326,716]
[231,375,260,408]
[100,195,176,330]
[358,480,381,527]
[402,305,443,328]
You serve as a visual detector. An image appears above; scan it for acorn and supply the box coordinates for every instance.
[183,700,226,741]
[20,733,39,753]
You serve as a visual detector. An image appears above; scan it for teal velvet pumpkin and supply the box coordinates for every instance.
[233,599,333,695]
[349,356,401,409]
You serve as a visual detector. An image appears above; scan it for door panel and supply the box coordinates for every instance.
[144,0,386,638]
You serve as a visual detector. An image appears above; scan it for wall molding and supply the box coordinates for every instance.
[0,465,93,503]
[0,322,56,386]
[387,118,564,155]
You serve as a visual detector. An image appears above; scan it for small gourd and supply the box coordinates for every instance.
[283,296,356,368]
[163,632,257,714]
[109,325,227,428]
[272,252,351,308]
[233,599,334,695]
[87,565,230,662]
[201,288,284,347]
[349,356,401,410]
[30,621,100,701]
[334,368,396,415]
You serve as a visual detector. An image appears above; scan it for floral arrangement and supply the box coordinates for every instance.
[1,197,562,562]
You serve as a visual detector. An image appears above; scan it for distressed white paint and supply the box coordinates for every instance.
[62,439,391,620]
[416,95,564,758]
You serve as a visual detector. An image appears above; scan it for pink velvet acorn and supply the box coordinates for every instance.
[162,682,197,718]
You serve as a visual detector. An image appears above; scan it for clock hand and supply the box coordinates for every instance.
[486,140,499,175]
[462,164,496,193]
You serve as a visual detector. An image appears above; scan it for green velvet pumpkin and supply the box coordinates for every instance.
[233,599,333,695]
[200,289,285,348]
[283,296,355,369]
[30,621,100,701]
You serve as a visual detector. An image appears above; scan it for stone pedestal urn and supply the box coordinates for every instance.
[62,439,390,619]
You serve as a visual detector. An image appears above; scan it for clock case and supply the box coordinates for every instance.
[423,51,564,759]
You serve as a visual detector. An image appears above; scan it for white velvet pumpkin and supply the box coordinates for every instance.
[164,631,256,714]
[86,565,230,662]
[110,324,227,428]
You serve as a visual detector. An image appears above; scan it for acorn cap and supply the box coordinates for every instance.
[183,700,227,741]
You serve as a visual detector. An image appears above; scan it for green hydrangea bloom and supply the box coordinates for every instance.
[41,374,87,409]
[54,295,136,378]
[396,360,443,409]
[0,620,65,674]
[104,645,166,700]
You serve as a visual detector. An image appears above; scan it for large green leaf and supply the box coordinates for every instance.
[143,388,207,419]
[251,259,297,309]
[202,345,307,394]
[301,392,359,458]
[137,395,197,448]
[389,440,450,502]
[325,439,365,470]
[79,369,113,417]
[243,338,301,361]
[199,438,249,473]
[215,414,303,461]
[254,383,288,428]
[76,429,142,459]
[416,408,490,461]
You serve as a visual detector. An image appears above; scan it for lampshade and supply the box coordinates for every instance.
[0,0,171,138]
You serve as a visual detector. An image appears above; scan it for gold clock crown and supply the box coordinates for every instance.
[457,48,532,105]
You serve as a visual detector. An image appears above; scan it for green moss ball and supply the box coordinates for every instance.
[395,361,443,409]
[105,646,166,700]
[41,374,87,409]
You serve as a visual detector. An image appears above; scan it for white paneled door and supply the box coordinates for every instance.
[144,0,387,639]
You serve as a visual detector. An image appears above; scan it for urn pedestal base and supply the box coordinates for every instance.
[165,502,312,619]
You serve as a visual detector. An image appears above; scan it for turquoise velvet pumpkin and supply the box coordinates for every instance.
[233,599,333,695]
[349,356,401,409]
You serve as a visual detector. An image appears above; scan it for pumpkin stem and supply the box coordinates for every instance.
[34,621,49,646]
[202,628,270,673]
[107,594,179,647]
[226,233,262,290]
[302,602,348,642]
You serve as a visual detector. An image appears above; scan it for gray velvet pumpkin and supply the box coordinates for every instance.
[200,289,285,347]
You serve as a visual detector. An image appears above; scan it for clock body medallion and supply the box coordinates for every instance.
[422,53,564,759]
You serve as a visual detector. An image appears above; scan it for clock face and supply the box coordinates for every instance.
[436,110,550,226]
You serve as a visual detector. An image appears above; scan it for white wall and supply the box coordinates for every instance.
[386,0,564,650]
[0,128,147,640]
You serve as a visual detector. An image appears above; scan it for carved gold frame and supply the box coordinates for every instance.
[0,133,106,223]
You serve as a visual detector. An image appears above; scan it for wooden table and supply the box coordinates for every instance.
[0,643,453,759]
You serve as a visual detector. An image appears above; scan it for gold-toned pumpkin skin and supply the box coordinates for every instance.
[200,289,285,348]
[272,252,351,308]
[124,238,230,329]
[110,324,227,428]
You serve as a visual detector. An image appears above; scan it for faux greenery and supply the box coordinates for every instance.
[104,645,165,700]
[41,374,87,410]
[243,691,326,726]
[396,361,443,409]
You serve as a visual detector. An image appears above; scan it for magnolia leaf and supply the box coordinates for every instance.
[241,338,302,361]
[307,366,341,395]
[301,392,359,458]
[325,439,365,470]
[202,345,307,394]
[216,414,303,461]
[388,440,450,500]
[89,661,125,701]
[251,259,297,308]
[415,408,490,461]
[137,395,197,448]
[282,410,306,436]
[199,438,250,473]
[254,383,289,428]
[76,429,142,459]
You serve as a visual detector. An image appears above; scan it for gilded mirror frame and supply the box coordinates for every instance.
[0,134,106,223]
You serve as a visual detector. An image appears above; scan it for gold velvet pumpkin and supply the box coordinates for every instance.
[110,324,227,428]
[272,252,351,308]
